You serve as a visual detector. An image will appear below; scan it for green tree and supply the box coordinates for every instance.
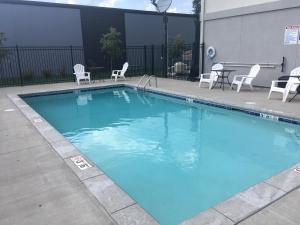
[169,34,185,60]
[193,0,201,22]
[100,27,122,70]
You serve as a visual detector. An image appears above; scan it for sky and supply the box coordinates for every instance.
[25,0,194,14]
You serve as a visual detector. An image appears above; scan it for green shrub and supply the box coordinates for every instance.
[42,69,52,80]
[23,70,34,81]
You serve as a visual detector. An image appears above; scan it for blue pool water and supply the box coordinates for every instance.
[23,87,300,225]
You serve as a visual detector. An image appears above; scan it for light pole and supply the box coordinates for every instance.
[151,0,172,77]
[163,11,168,77]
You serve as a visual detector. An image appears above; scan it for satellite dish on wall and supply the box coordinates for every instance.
[155,0,172,13]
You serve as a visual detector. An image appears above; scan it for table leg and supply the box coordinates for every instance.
[212,76,220,89]
[289,93,298,102]
[226,77,231,86]
[222,75,225,91]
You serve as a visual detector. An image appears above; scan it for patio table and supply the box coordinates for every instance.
[87,66,105,82]
[211,69,236,91]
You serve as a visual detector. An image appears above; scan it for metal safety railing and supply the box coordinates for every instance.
[219,57,285,72]
[137,74,157,89]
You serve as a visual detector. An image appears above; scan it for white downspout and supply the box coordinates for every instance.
[200,0,205,73]
[200,0,205,46]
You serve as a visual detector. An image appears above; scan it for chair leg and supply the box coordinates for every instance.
[199,81,202,87]
[268,90,272,99]
[249,84,253,91]
[209,81,214,90]
[282,91,289,102]
[237,83,242,93]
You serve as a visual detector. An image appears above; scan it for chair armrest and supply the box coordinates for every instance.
[272,80,289,83]
[233,75,248,78]
[112,70,121,75]
[168,66,175,71]
[232,75,248,82]
[271,80,291,88]
[200,73,211,78]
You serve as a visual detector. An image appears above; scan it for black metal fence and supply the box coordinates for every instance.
[0,44,199,87]
[0,46,84,87]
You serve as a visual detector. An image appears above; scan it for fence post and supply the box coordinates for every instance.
[70,45,75,81]
[151,45,154,75]
[16,45,23,86]
[144,45,147,74]
[161,44,165,77]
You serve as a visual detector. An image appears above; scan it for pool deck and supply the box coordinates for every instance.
[1,77,300,225]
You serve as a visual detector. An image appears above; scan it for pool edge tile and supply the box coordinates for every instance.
[213,182,286,223]
[50,139,81,159]
[237,182,285,208]
[37,125,66,143]
[179,208,234,225]
[83,175,136,214]
[112,204,160,225]
[265,163,300,192]
[214,194,258,223]
[65,156,104,181]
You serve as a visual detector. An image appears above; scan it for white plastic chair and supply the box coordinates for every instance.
[231,64,260,92]
[111,62,129,82]
[73,64,91,85]
[268,67,300,102]
[199,63,223,89]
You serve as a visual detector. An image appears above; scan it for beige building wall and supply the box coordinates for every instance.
[205,0,279,13]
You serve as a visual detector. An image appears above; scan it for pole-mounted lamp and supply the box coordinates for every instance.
[151,0,172,77]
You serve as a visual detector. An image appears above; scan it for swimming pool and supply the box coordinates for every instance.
[23,87,300,225]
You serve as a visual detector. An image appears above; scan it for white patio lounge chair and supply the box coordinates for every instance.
[231,64,260,92]
[111,62,129,82]
[199,63,223,89]
[73,64,91,85]
[268,67,300,102]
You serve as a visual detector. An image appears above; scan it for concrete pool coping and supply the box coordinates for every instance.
[7,83,300,225]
